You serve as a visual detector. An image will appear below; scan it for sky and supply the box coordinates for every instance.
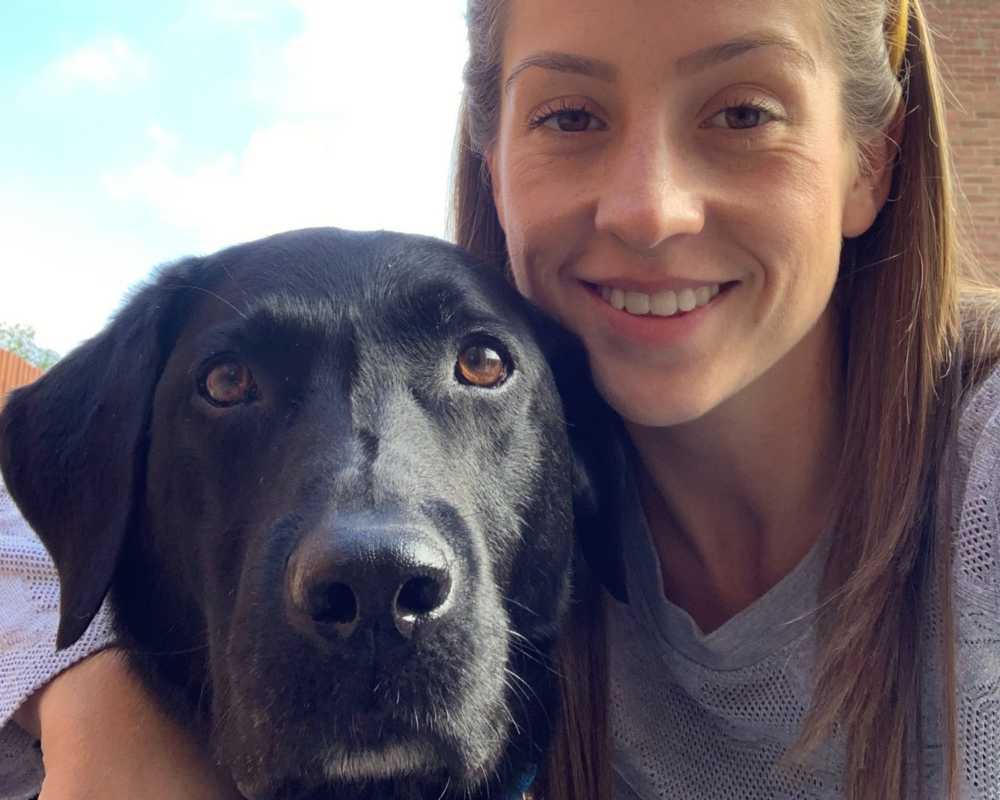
[0,0,470,355]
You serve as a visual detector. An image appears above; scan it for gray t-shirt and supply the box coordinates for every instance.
[3,368,1000,798]
[610,366,1000,799]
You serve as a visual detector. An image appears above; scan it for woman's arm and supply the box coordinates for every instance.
[15,649,241,800]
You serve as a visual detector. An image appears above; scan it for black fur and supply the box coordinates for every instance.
[0,228,625,800]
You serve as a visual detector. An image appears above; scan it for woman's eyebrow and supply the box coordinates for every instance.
[675,33,817,76]
[504,34,816,93]
[504,52,618,93]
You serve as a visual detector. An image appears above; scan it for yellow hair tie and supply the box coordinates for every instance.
[888,0,910,76]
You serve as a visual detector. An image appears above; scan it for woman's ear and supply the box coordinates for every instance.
[842,99,907,237]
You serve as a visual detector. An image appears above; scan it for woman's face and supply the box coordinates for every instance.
[489,0,887,428]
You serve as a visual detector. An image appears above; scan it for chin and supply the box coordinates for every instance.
[592,369,723,429]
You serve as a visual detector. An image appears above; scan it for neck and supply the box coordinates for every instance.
[627,310,842,633]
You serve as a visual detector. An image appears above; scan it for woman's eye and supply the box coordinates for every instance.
[455,344,510,388]
[540,109,603,133]
[202,361,255,406]
[706,105,774,130]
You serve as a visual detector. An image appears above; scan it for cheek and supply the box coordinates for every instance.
[493,134,596,294]
[500,152,567,230]
[757,153,848,292]
[500,174,582,304]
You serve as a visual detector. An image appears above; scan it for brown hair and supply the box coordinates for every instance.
[453,0,1000,797]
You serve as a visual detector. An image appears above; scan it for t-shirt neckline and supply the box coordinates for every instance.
[619,467,829,670]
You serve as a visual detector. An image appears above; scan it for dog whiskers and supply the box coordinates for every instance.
[435,775,452,800]
[503,595,540,617]
[178,285,249,320]
[219,263,252,306]
[507,629,556,674]
[501,670,542,735]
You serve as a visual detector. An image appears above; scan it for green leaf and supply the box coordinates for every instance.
[0,322,61,371]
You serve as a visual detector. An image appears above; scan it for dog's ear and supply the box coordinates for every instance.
[524,306,629,603]
[0,260,201,649]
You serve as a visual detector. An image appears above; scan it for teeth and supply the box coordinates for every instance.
[624,291,650,315]
[598,282,722,317]
[649,290,677,316]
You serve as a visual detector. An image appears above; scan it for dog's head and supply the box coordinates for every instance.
[0,228,626,800]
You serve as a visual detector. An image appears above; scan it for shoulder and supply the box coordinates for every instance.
[0,473,49,557]
[959,364,1000,460]
[952,364,1000,591]
[957,364,1000,483]
[0,472,65,619]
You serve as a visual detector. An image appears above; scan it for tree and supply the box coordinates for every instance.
[0,322,61,370]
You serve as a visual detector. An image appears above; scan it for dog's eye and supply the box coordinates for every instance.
[456,343,509,388]
[202,361,254,406]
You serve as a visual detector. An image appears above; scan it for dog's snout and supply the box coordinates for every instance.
[286,520,455,640]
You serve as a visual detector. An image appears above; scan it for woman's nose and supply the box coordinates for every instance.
[594,129,705,251]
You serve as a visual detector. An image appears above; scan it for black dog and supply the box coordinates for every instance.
[0,228,625,800]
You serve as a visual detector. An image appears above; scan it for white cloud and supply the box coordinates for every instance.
[0,211,164,354]
[201,1,270,24]
[147,123,180,150]
[282,0,466,117]
[38,37,150,95]
[105,115,459,251]
[103,0,469,250]
[192,0,284,25]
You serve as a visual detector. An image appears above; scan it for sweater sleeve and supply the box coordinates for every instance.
[0,476,116,800]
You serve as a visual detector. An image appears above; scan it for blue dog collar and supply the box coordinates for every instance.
[505,763,537,799]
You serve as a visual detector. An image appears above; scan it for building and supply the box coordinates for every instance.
[926,0,1000,273]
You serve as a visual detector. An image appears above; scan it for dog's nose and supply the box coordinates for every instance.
[285,521,454,640]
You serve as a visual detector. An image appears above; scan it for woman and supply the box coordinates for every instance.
[3,0,998,797]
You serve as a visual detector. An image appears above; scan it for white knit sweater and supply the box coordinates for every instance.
[3,368,1000,799]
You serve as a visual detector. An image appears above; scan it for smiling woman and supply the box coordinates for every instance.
[453,0,1000,798]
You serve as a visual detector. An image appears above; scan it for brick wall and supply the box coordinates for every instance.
[925,0,1000,274]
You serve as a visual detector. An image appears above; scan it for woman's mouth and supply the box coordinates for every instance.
[592,281,733,317]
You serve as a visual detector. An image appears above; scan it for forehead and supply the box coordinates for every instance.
[502,0,829,76]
